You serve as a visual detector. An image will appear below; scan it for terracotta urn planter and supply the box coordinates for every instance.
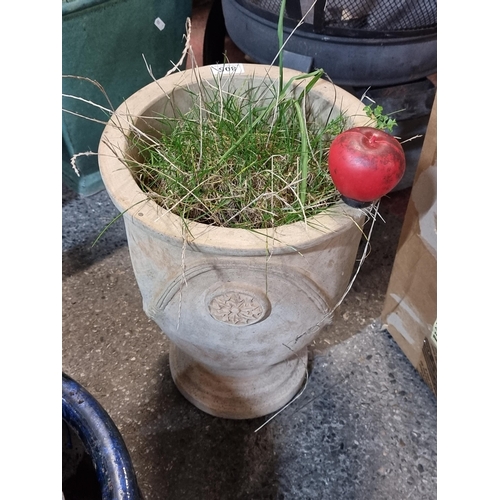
[98,64,369,419]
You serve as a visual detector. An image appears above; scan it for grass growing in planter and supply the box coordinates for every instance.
[65,0,397,237]
[119,0,377,231]
[128,70,349,230]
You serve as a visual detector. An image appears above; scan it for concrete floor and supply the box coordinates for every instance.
[62,2,437,498]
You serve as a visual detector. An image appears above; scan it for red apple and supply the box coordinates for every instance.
[328,127,406,206]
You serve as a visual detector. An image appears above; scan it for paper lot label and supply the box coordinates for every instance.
[210,63,245,76]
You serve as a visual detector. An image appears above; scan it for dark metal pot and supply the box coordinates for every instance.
[220,0,436,87]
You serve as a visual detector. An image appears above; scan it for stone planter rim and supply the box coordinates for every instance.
[98,64,369,255]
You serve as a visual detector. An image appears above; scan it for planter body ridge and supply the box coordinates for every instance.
[98,65,368,419]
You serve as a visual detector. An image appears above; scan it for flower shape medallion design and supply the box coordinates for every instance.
[208,291,268,326]
[209,292,264,325]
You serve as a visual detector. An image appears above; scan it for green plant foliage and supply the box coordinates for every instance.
[130,79,348,229]
[363,104,398,132]
[121,0,398,230]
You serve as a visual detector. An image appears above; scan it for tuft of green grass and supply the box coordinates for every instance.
[128,76,348,230]
[121,0,397,231]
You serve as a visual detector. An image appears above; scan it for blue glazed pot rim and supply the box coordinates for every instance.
[62,373,143,500]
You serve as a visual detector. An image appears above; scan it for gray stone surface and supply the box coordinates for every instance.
[62,183,436,500]
[63,184,128,274]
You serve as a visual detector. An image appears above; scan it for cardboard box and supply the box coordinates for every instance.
[381,94,437,396]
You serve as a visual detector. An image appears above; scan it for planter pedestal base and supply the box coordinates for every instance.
[170,345,307,419]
